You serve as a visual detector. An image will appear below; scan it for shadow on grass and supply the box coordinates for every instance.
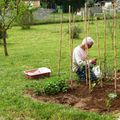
[0,42,17,46]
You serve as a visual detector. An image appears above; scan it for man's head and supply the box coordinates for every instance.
[82,36,94,49]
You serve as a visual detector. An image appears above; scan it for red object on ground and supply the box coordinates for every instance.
[24,67,51,79]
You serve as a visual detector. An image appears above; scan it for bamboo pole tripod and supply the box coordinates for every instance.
[58,11,63,76]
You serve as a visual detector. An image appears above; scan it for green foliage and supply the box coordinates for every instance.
[67,25,82,39]
[34,80,69,95]
[44,82,60,95]
[0,0,21,55]
[72,26,82,39]
[44,80,68,95]
[0,0,18,29]
[16,1,33,29]
[106,92,117,111]
[20,10,31,29]
[86,0,95,7]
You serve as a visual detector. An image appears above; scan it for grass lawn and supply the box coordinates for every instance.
[0,19,120,119]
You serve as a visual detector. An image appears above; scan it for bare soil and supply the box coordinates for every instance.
[26,72,120,113]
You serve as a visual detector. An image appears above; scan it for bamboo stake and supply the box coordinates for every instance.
[83,10,86,33]
[96,17,102,87]
[85,3,88,86]
[82,8,84,21]
[84,3,91,91]
[104,13,107,80]
[69,5,72,81]
[113,2,117,93]
[87,8,92,92]
[72,11,76,32]
[58,11,63,76]
[71,13,76,59]
[87,8,90,35]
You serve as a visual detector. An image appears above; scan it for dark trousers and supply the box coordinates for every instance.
[76,66,97,81]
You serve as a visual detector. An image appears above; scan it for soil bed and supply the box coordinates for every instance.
[26,73,120,113]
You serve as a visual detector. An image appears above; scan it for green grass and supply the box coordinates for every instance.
[0,19,120,119]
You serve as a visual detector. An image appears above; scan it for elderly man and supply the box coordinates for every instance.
[72,36,97,81]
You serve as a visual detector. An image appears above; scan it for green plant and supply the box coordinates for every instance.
[32,79,69,96]
[16,1,33,29]
[44,82,60,95]
[106,92,117,111]
[20,10,31,29]
[57,80,68,92]
[44,80,68,95]
[67,25,82,39]
[0,0,21,56]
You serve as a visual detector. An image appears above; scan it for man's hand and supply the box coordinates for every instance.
[90,58,97,65]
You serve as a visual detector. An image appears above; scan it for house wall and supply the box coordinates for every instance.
[32,1,40,8]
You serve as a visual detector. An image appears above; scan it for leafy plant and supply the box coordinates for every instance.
[44,82,60,95]
[106,92,117,111]
[43,80,68,95]
[0,0,22,56]
[67,25,82,39]
[35,80,68,95]
[16,1,32,29]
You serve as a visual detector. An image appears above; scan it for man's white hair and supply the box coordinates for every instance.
[82,36,94,46]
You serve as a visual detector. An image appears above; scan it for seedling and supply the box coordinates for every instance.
[106,92,117,111]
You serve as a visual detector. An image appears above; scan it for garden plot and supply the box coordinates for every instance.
[26,71,120,113]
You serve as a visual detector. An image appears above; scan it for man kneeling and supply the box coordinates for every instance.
[72,36,100,81]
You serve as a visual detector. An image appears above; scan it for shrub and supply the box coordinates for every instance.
[20,10,31,29]
[67,25,82,39]
[44,82,60,95]
[16,1,33,29]
[43,80,68,95]
[34,80,68,95]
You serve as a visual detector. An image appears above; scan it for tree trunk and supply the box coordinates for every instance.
[3,30,8,56]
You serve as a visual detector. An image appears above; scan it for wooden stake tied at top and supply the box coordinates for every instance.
[84,3,88,85]
[58,12,63,76]
[113,2,117,92]
[96,17,102,87]
[84,3,91,91]
[69,5,72,81]
[104,13,107,79]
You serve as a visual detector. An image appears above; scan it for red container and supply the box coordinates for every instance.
[24,67,51,79]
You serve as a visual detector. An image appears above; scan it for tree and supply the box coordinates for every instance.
[86,0,96,7]
[16,1,32,29]
[0,0,21,56]
[116,0,120,6]
[41,0,86,12]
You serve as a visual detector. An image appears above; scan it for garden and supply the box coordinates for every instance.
[0,1,120,120]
